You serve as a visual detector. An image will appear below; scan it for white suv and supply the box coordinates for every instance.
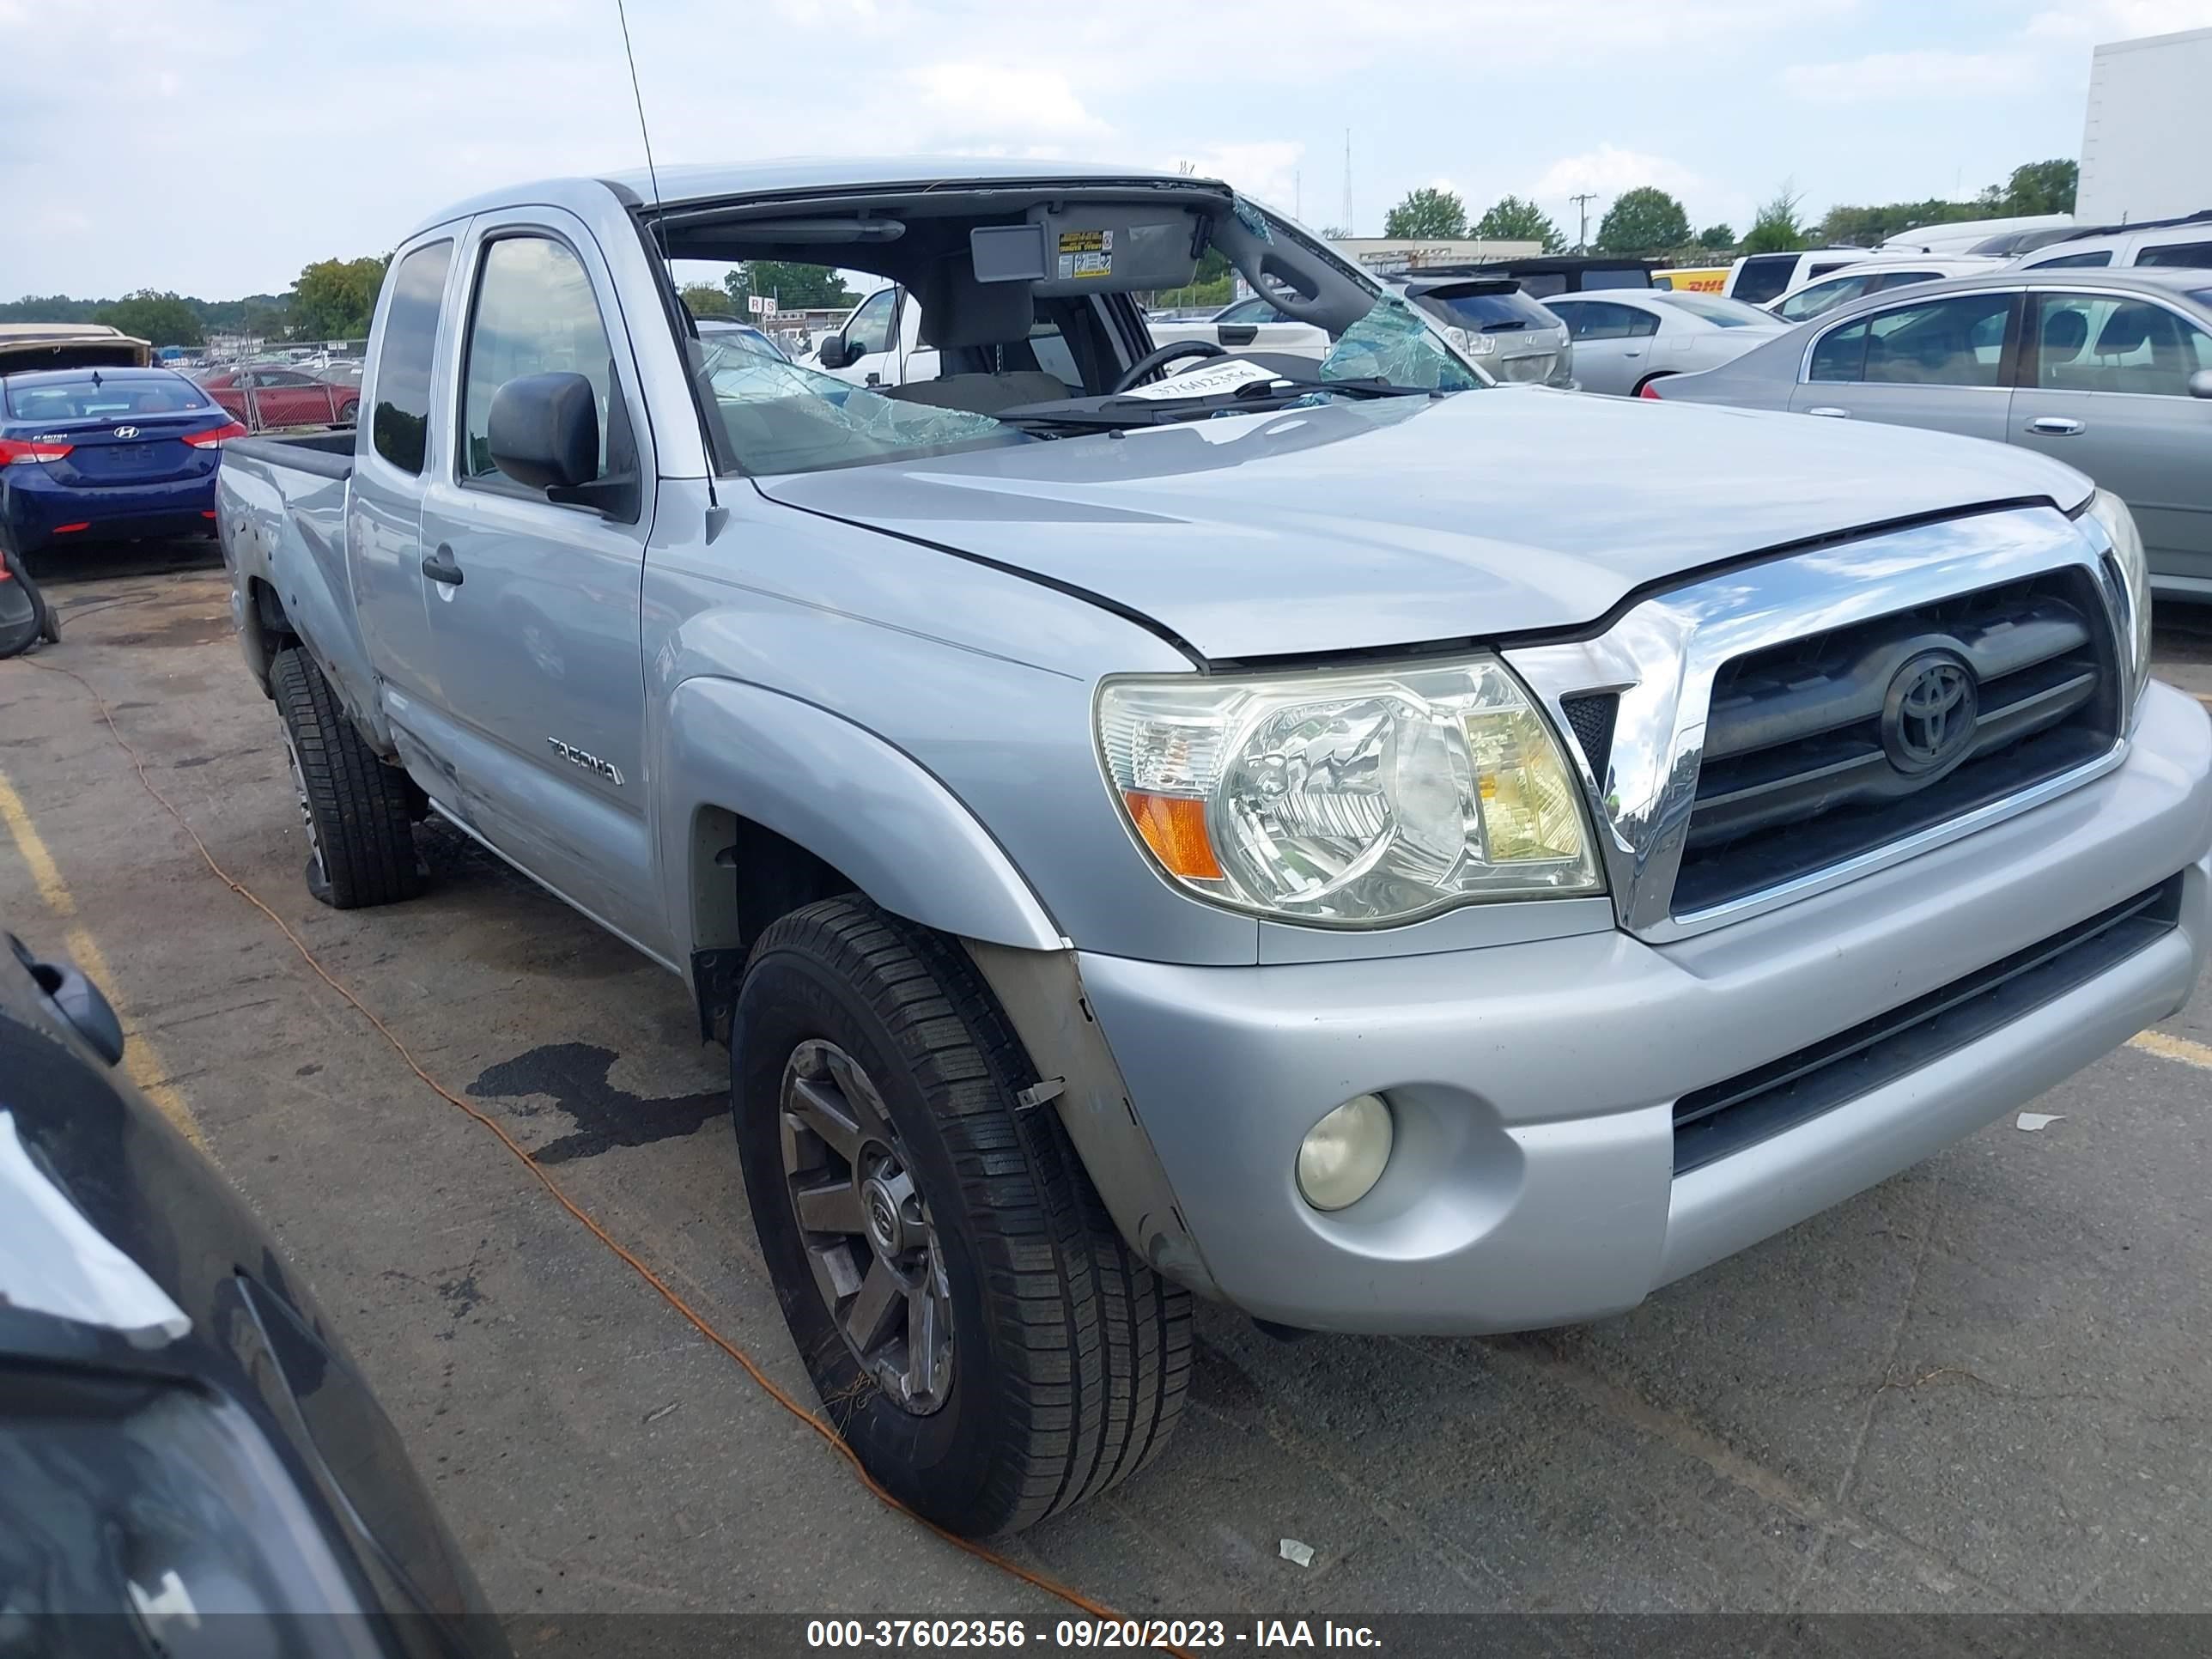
[2014,215,2212,273]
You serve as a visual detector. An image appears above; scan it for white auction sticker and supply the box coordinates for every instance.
[1115,357,1286,402]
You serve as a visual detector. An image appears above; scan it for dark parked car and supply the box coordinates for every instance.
[0,928,508,1656]
[0,368,243,556]
[196,365,357,431]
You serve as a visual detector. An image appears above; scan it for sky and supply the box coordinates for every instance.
[8,0,2212,301]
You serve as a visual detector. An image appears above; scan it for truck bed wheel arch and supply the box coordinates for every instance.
[663,678,1062,1040]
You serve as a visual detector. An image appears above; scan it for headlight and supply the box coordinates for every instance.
[1098,659,1602,926]
[2086,489,2152,708]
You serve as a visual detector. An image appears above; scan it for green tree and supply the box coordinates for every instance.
[1382,187,1468,239]
[1474,195,1564,252]
[1595,187,1692,255]
[1318,224,1351,240]
[1696,223,1735,251]
[679,282,735,318]
[0,294,101,325]
[1742,185,1809,255]
[1991,158,2077,216]
[1819,198,1980,246]
[290,255,390,341]
[90,290,204,347]
[725,262,858,314]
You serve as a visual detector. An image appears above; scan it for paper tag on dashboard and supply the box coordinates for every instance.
[1115,358,1285,401]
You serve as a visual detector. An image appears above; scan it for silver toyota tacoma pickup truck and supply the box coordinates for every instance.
[217,159,2212,1537]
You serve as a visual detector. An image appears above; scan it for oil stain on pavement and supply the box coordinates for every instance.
[467,1042,726,1164]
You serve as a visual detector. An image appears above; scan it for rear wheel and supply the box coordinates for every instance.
[270,647,424,908]
[732,897,1191,1536]
[1632,371,1676,398]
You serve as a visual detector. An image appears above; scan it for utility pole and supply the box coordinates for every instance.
[1342,129,1353,236]
[1570,191,1599,252]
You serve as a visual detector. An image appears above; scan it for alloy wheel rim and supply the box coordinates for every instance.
[778,1038,953,1414]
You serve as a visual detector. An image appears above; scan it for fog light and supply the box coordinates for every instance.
[1296,1093,1393,1212]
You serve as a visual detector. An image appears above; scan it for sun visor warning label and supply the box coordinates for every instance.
[1056,228,1113,280]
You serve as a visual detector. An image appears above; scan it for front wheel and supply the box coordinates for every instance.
[336,399,360,425]
[732,897,1191,1536]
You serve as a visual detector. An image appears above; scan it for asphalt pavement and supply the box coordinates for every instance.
[3,540,2209,1623]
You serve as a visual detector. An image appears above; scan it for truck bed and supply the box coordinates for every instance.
[226,430,355,481]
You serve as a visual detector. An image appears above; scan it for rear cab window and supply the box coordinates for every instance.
[369,240,453,474]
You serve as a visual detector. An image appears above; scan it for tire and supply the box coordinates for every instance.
[337,400,359,425]
[732,896,1191,1536]
[270,647,424,908]
[1632,371,1676,398]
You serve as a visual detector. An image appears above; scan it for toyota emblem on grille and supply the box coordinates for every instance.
[1882,652,1978,776]
[112,425,139,439]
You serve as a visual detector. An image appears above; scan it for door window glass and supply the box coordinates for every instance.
[2033,294,2212,395]
[1814,293,2013,386]
[1556,301,1638,341]
[1775,274,1870,323]
[842,288,896,355]
[2135,240,2212,269]
[1730,256,1796,306]
[369,240,452,474]
[459,235,620,483]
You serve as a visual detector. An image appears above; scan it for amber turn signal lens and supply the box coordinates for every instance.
[1122,791,1224,881]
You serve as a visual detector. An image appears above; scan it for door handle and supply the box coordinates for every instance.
[1806,406,1850,418]
[421,544,464,586]
[2027,416,2085,436]
[1622,350,1642,359]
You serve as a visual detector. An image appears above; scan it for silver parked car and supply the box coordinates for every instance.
[1542,289,1784,397]
[1653,269,2212,599]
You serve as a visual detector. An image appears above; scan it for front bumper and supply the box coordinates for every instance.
[1072,680,2212,1334]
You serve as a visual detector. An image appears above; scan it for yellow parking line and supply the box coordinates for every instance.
[2130,1029,2212,1072]
[0,768,209,1151]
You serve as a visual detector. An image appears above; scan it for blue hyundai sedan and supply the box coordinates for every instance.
[0,367,244,556]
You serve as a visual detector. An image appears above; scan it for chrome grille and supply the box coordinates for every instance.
[1504,506,2132,942]
[1673,569,2119,915]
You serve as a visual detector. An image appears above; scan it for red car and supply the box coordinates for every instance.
[194,365,357,431]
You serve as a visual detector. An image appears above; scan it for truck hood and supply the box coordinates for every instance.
[754,391,2091,661]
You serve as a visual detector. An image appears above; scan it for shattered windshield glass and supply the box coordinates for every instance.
[1317,295,1484,393]
[697,337,1029,477]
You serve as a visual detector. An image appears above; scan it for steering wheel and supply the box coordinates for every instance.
[1112,339,1228,395]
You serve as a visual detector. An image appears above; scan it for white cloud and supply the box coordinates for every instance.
[900,63,1111,140]
[1780,49,2038,104]
[1534,144,1711,200]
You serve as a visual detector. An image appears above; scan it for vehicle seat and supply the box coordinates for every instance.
[880,252,1070,415]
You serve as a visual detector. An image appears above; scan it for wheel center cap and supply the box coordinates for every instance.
[861,1176,905,1256]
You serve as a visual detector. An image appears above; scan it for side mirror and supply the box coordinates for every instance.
[817,335,854,370]
[488,372,598,491]
[2190,368,2212,400]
